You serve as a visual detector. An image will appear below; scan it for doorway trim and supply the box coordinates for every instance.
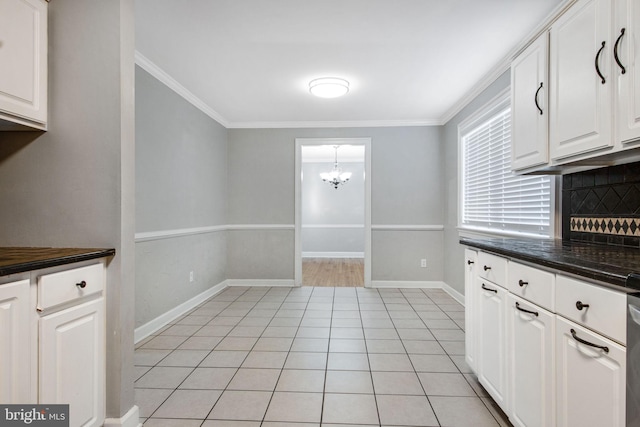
[295,137,372,287]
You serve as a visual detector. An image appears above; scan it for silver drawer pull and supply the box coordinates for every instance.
[76,280,87,289]
[576,301,589,311]
[570,329,609,353]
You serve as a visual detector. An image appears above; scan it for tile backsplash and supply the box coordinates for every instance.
[563,162,640,248]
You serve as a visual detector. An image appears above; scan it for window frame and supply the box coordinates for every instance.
[457,87,556,239]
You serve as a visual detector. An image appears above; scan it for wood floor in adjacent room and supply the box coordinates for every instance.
[302,258,364,287]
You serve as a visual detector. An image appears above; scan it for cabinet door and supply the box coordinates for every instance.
[40,298,105,427]
[0,279,31,403]
[556,316,625,427]
[616,0,640,144]
[0,0,47,128]
[550,0,613,161]
[477,279,508,412]
[464,249,477,371]
[511,32,549,171]
[508,295,555,427]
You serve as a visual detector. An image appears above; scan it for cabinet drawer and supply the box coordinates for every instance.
[37,263,104,311]
[555,275,626,344]
[478,252,508,288]
[507,261,555,311]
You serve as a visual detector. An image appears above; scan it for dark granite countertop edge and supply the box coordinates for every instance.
[459,238,631,290]
[0,248,116,276]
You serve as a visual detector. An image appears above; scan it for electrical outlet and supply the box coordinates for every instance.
[421,259,427,268]
[189,271,194,282]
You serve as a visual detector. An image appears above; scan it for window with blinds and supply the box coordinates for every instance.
[461,96,552,236]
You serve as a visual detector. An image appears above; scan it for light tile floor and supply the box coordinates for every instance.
[135,286,512,427]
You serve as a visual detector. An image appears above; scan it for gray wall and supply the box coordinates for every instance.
[302,161,365,255]
[0,0,135,420]
[442,70,511,295]
[135,67,228,327]
[227,127,444,282]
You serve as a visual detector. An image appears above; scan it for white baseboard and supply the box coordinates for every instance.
[442,282,465,305]
[134,281,228,343]
[103,405,140,427]
[370,280,446,289]
[227,279,296,287]
[302,252,364,258]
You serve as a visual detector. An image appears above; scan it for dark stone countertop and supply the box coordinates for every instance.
[0,247,116,276]
[460,237,640,291]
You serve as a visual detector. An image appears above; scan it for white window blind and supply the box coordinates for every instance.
[461,104,552,236]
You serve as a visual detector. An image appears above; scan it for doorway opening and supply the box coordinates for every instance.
[294,138,371,287]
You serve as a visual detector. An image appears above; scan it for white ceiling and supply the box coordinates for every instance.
[135,0,565,128]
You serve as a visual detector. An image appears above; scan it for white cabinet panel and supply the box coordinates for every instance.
[508,261,555,312]
[0,279,31,403]
[0,0,47,129]
[40,298,105,427]
[555,275,626,344]
[556,316,625,427]
[616,0,640,144]
[477,251,508,288]
[550,0,613,160]
[508,294,555,427]
[511,33,549,171]
[477,279,509,412]
[37,263,105,311]
[464,249,478,371]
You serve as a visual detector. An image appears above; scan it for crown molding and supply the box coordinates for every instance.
[438,0,576,125]
[137,0,576,131]
[226,119,441,129]
[134,51,229,128]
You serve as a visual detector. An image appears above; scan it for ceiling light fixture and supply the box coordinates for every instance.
[309,77,350,98]
[320,146,352,189]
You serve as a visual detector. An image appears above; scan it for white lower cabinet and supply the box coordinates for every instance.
[0,279,31,403]
[477,279,509,412]
[40,297,105,427]
[556,316,626,427]
[464,249,478,371]
[0,260,106,427]
[508,294,555,427]
[465,248,627,427]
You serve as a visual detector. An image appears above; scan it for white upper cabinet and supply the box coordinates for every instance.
[549,0,613,161]
[0,0,47,130]
[511,33,550,171]
[616,0,640,144]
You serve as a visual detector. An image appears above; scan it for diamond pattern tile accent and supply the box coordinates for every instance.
[570,216,640,236]
[563,162,640,246]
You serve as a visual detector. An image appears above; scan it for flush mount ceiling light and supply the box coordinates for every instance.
[309,77,350,98]
[320,145,352,189]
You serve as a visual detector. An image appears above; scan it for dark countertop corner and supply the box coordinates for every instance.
[0,247,116,277]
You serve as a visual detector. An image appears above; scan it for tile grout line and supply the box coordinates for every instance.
[260,286,312,425]
[142,286,252,422]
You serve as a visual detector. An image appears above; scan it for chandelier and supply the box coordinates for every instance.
[320,145,352,189]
